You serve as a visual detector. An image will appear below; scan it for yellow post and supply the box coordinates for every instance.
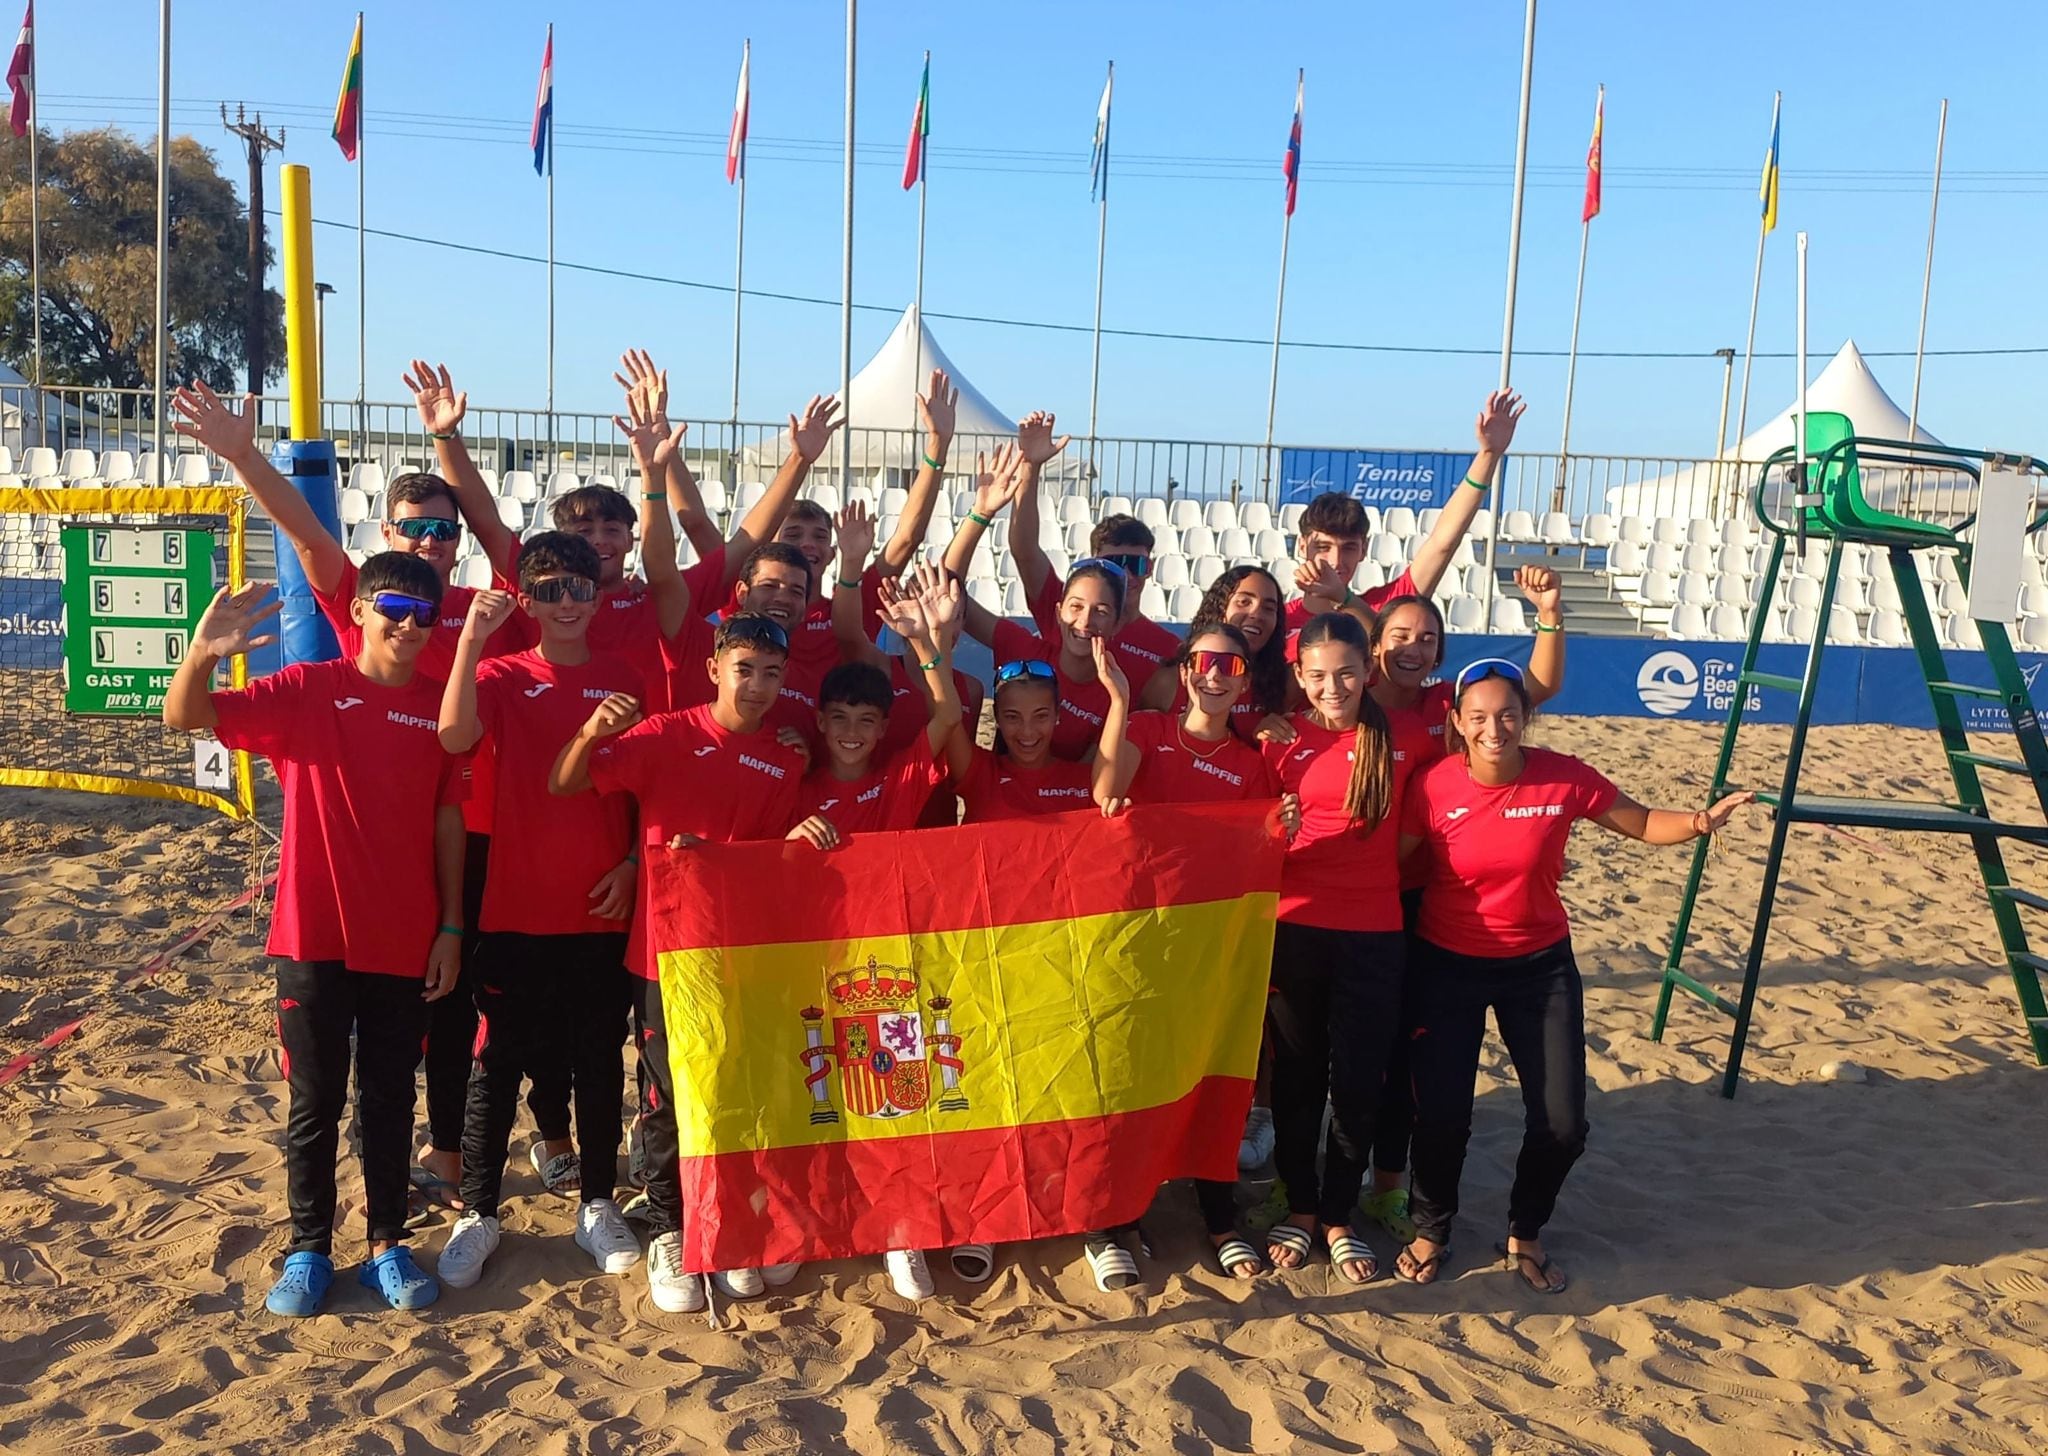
[279,164,320,440]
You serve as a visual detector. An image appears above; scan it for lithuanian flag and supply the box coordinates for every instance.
[652,803,1283,1273]
[331,13,363,163]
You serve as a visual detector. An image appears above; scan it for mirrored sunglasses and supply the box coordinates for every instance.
[527,575,597,604]
[389,516,460,543]
[1188,649,1249,678]
[365,591,438,628]
[1452,656,1526,701]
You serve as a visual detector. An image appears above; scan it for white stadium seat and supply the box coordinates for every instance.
[99,450,137,485]
[1705,604,1746,638]
[1370,534,1407,570]
[1102,495,1135,517]
[1444,595,1484,632]
[338,488,370,526]
[1644,542,1682,575]
[1685,518,1724,548]
[2021,615,2048,651]
[1827,606,1862,645]
[498,469,535,502]
[1135,497,1168,529]
[1351,561,1387,592]
[1381,506,1418,540]
[1138,579,1167,618]
[1168,499,1203,530]
[968,578,1003,612]
[1946,614,1983,650]
[1253,528,1288,560]
[21,446,57,479]
[349,521,384,552]
[1712,542,1751,578]
[1152,554,1191,589]
[1616,515,1651,545]
[1003,581,1030,614]
[1278,503,1307,533]
[1204,499,1239,531]
[1579,512,1617,549]
[1676,571,1714,607]
[1191,554,1227,585]
[1666,603,1709,639]
[1638,569,1679,607]
[133,451,166,484]
[1500,509,1538,543]
[1467,508,1493,540]
[60,448,97,482]
[1239,501,1274,533]
[1679,542,1716,575]
[1652,517,1687,546]
[1058,495,1092,526]
[804,482,841,512]
[1151,525,1182,556]
[1168,584,1205,620]
[1179,525,1216,559]
[1713,573,1750,607]
[496,498,524,530]
[2020,583,2048,618]
[1867,609,1909,647]
[1063,521,1094,555]
[1538,511,1576,546]
[1217,526,1254,560]
[1607,540,1646,575]
[1489,598,1528,632]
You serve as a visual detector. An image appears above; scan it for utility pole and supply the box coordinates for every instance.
[221,104,285,395]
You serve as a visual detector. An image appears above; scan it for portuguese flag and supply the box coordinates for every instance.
[331,13,363,162]
[651,803,1282,1273]
[900,56,929,190]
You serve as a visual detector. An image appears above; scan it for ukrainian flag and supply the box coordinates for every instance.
[1760,105,1781,234]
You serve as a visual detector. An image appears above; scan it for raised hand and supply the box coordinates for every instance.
[1516,564,1562,621]
[582,693,642,741]
[916,367,959,451]
[788,394,843,463]
[613,382,687,472]
[836,499,878,569]
[404,360,468,437]
[464,588,517,639]
[880,588,933,647]
[190,581,281,660]
[912,560,964,647]
[170,381,257,460]
[1475,388,1527,454]
[1016,410,1072,467]
[970,443,1028,520]
[1092,635,1129,703]
[613,348,669,429]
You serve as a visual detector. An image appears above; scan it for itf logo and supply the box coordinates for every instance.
[1636,650,1701,716]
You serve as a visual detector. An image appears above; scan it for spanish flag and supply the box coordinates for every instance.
[651,803,1283,1273]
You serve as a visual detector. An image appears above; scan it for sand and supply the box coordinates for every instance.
[2,717,2047,1456]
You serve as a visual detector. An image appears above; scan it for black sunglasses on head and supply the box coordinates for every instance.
[720,615,791,651]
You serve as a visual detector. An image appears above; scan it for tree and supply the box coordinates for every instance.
[0,127,284,392]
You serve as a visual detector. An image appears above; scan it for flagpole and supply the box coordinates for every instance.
[730,39,748,429]
[1555,82,1599,514]
[355,10,366,449]
[545,23,556,460]
[1733,90,1782,491]
[1086,60,1112,485]
[152,0,170,472]
[1908,97,1947,442]
[912,49,928,437]
[1481,0,1536,632]
[1261,69,1301,504]
[25,2,39,391]
[839,0,856,491]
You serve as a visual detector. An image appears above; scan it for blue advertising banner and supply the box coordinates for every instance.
[0,576,64,669]
[1280,448,1478,510]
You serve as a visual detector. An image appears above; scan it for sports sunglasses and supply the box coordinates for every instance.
[388,517,461,543]
[993,659,1058,687]
[526,575,598,604]
[720,615,791,651]
[1187,649,1249,678]
[1452,656,1526,702]
[364,591,438,628]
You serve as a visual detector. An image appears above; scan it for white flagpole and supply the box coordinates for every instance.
[1555,82,1600,514]
[912,50,928,437]
[1086,60,1112,481]
[730,39,748,428]
[1481,0,1536,631]
[1795,230,1809,555]
[152,0,170,471]
[1734,91,1782,460]
[355,10,366,448]
[26,8,40,389]
[839,0,856,490]
[545,25,556,457]
[1908,97,1947,442]
[1261,70,1300,503]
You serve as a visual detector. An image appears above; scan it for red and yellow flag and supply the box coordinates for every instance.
[651,804,1283,1273]
[331,13,363,162]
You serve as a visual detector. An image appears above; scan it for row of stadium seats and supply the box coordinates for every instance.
[0,445,217,489]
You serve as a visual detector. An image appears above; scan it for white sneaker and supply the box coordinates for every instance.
[885,1248,935,1302]
[1238,1105,1276,1171]
[760,1262,801,1287]
[574,1198,642,1275]
[712,1267,764,1300]
[437,1211,501,1290]
[645,1231,705,1314]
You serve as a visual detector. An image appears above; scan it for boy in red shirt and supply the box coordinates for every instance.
[432,532,646,1293]
[550,614,809,1315]
[164,553,465,1318]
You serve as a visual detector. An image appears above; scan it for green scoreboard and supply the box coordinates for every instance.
[61,523,219,716]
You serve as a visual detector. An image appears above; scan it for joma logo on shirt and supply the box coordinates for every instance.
[738,753,788,780]
[1501,804,1566,819]
[386,710,438,731]
[523,683,554,699]
[333,697,364,711]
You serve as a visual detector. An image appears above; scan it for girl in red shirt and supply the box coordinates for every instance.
[1360,568,1566,1243]
[1094,625,1300,1284]
[1394,661,1748,1294]
[944,659,1097,823]
[1256,612,1408,1283]
[1135,565,1295,731]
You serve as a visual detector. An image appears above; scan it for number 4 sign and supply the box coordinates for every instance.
[193,737,231,790]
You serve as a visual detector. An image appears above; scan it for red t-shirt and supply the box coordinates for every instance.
[212,658,465,977]
[1383,680,1456,892]
[1403,748,1619,958]
[1028,572,1181,700]
[587,703,805,979]
[1283,568,1417,662]
[473,649,644,936]
[796,734,948,833]
[1122,710,1279,805]
[314,556,536,685]
[990,618,1110,762]
[880,658,984,757]
[957,746,1095,822]
[1262,713,1413,932]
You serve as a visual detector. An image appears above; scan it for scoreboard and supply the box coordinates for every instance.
[61,524,220,716]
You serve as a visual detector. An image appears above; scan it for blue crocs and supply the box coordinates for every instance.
[265,1251,334,1317]
[357,1245,440,1310]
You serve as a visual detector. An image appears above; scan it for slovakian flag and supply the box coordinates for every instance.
[1581,84,1604,223]
[901,55,929,191]
[726,40,749,184]
[1088,61,1113,203]
[331,13,363,163]
[651,803,1282,1272]
[530,25,554,178]
[6,1,31,140]
[1282,70,1303,217]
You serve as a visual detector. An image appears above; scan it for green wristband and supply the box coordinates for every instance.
[920,655,942,671]
[1462,474,1489,491]
[1535,620,1562,634]
[1340,586,1356,609]
[922,451,945,471]
[429,430,458,442]
[437,924,462,937]
[837,575,864,590]
[968,509,994,528]
[642,492,665,501]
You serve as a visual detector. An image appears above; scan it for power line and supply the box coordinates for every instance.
[272,208,2048,362]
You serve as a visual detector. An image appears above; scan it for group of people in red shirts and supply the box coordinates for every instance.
[162,358,1749,1320]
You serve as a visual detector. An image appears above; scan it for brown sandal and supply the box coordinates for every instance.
[1395,1242,1449,1284]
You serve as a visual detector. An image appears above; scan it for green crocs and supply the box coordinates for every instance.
[1361,1187,1417,1244]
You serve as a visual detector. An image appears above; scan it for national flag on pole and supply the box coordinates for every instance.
[1581,85,1604,223]
[330,13,363,162]
[651,804,1281,1272]
[901,56,929,190]
[6,1,32,140]
[530,26,554,178]
[726,41,750,183]
[1089,62,1113,203]
[1760,99,1781,234]
[1282,71,1303,217]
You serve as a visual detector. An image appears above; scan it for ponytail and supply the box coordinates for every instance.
[1344,692,1395,833]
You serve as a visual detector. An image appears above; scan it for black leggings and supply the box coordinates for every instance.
[631,975,683,1237]
[424,834,572,1154]
[1265,922,1407,1226]
[459,932,631,1216]
[1407,936,1590,1247]
[275,959,429,1256]
[1370,887,1428,1177]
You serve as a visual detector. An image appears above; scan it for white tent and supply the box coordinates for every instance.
[745,306,1067,480]
[1609,340,1945,519]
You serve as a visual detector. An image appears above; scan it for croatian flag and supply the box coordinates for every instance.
[1282,71,1302,217]
[530,26,553,177]
[726,40,749,183]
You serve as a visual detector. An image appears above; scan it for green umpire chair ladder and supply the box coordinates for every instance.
[1653,412,2048,1096]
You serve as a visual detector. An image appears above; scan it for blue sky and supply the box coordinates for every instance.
[28,1,2048,457]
